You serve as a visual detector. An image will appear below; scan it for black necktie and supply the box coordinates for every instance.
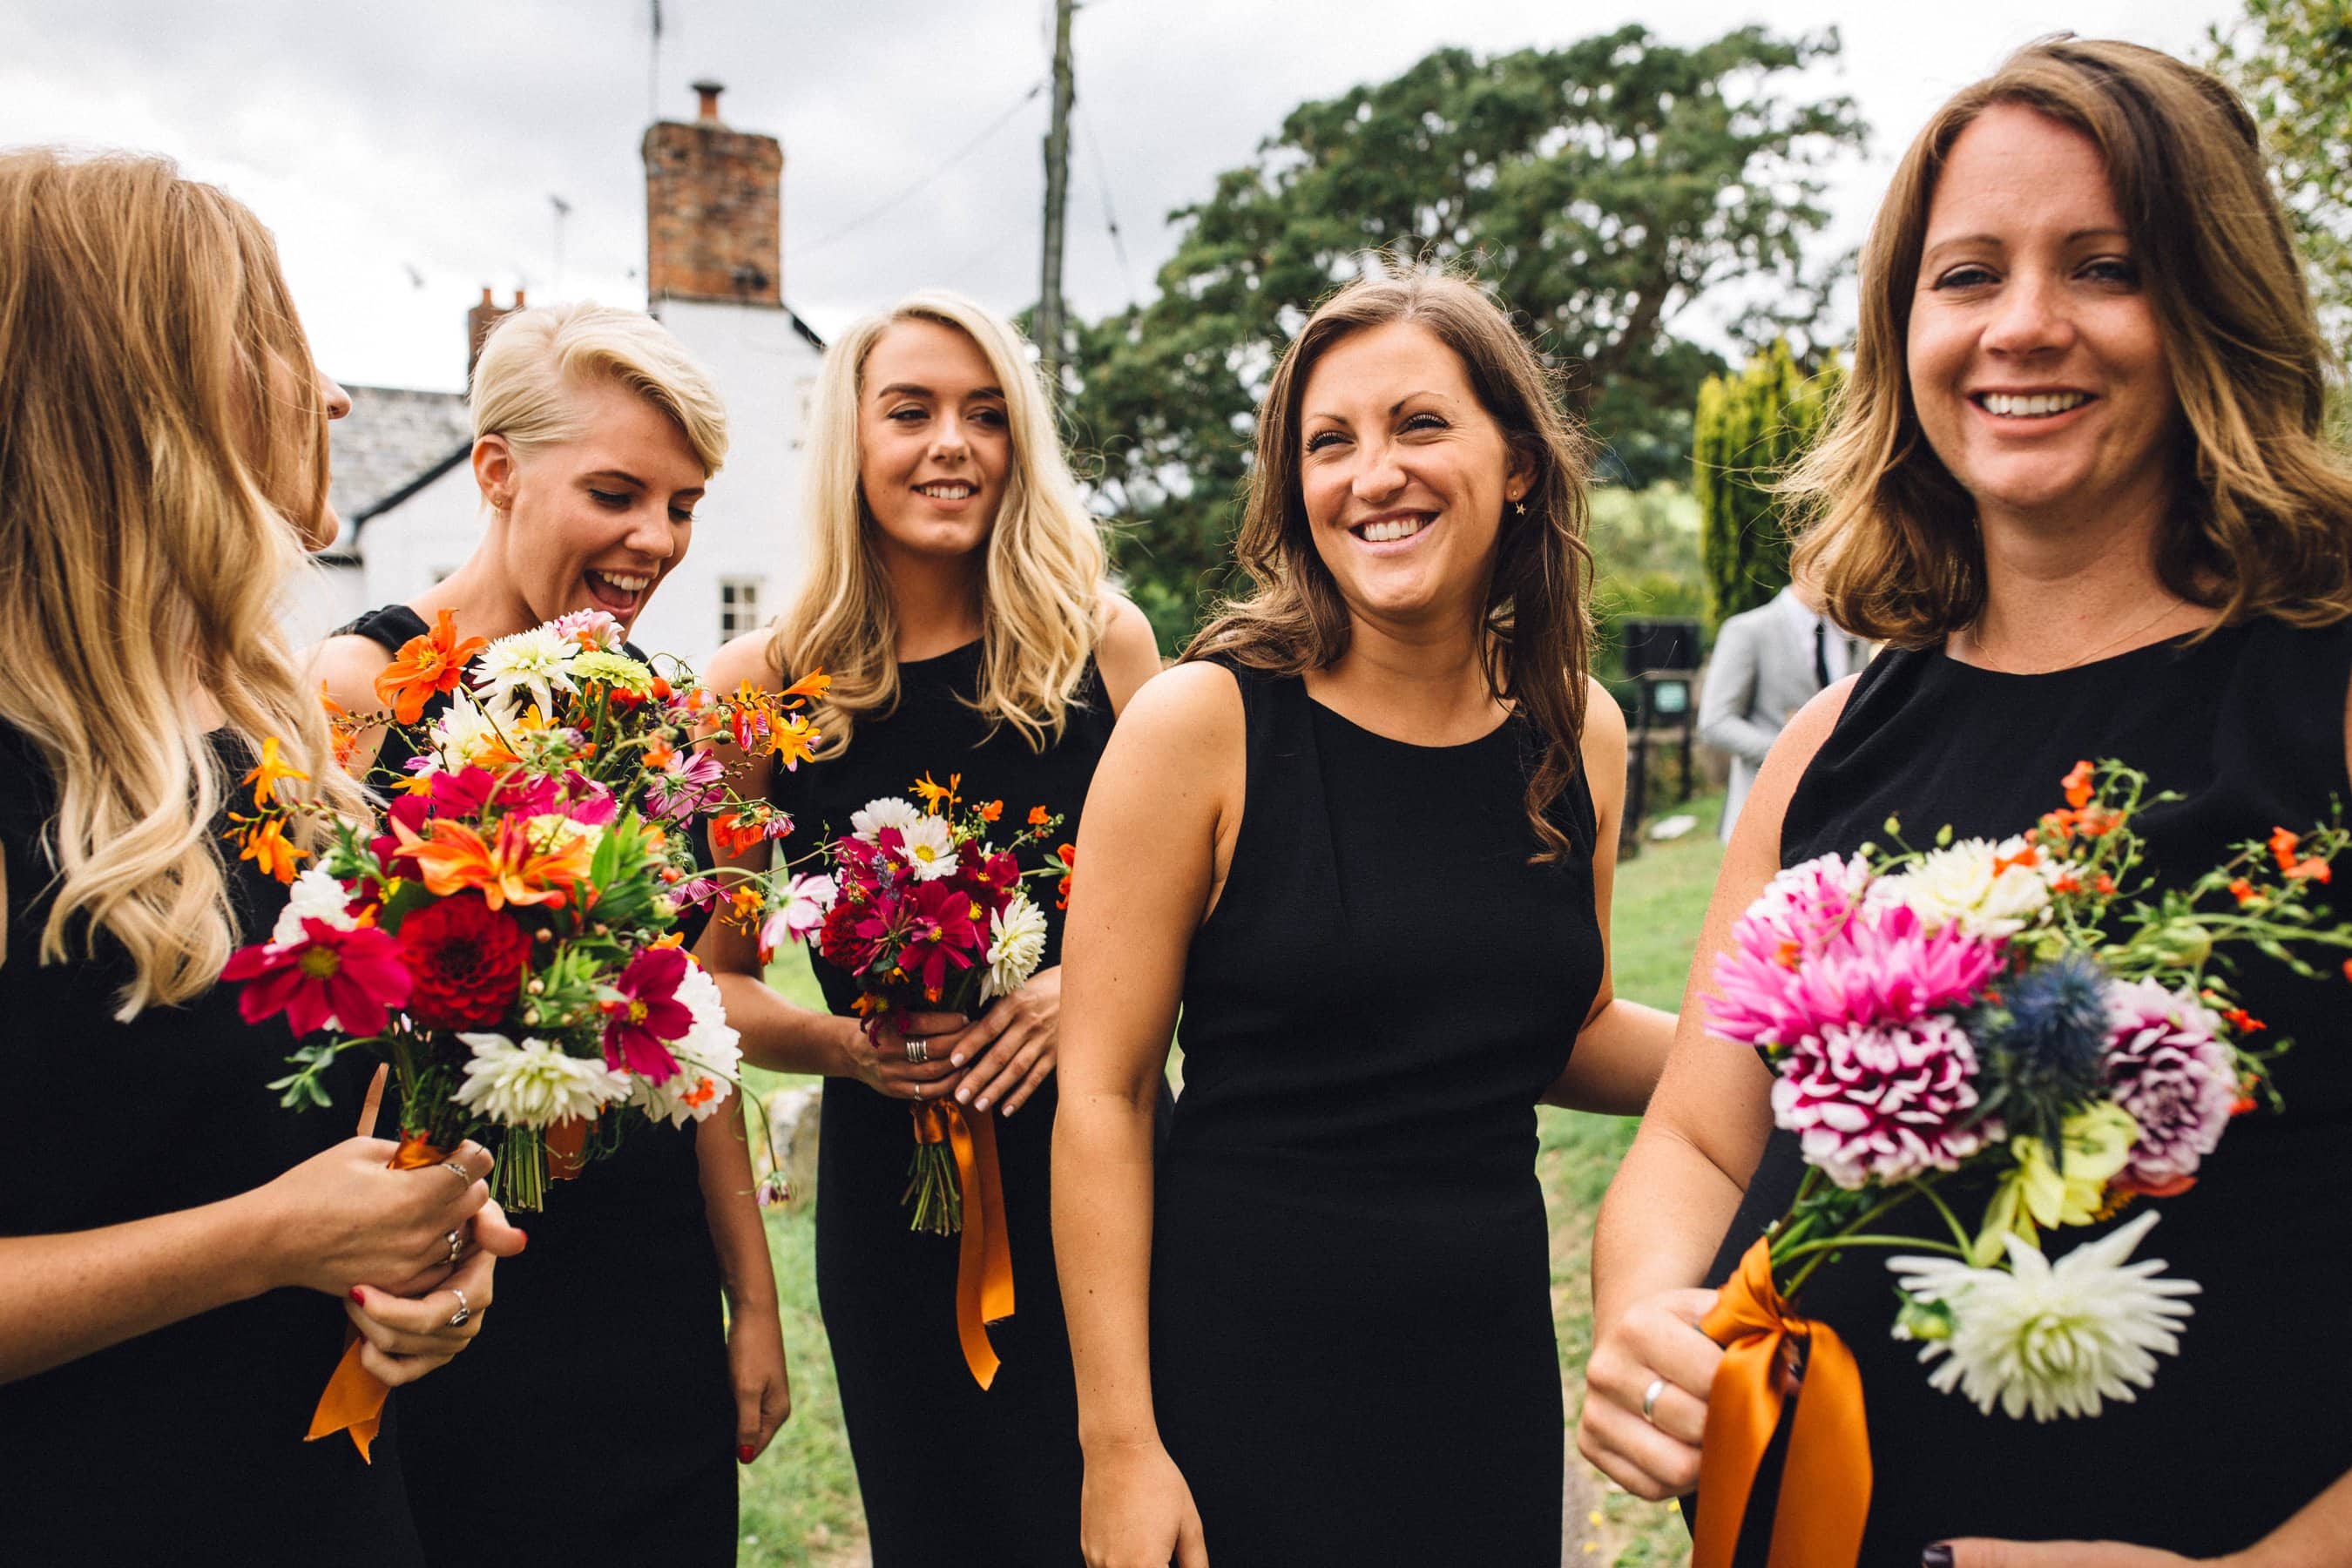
[1813,620,1831,689]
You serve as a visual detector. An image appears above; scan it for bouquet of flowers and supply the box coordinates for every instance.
[1693,760,2351,1567]
[224,609,826,1211]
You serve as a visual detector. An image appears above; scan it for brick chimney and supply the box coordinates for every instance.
[467,287,526,377]
[642,80,783,308]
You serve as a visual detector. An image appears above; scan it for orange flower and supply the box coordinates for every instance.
[394,815,592,911]
[2094,873,2116,896]
[644,737,678,770]
[912,771,960,815]
[2286,858,2332,883]
[768,713,821,771]
[242,736,310,808]
[781,669,832,702]
[2269,827,2302,872]
[2229,877,2260,906]
[2050,870,2082,896]
[709,812,767,857]
[1055,842,1076,910]
[229,817,305,883]
[2342,957,2352,983]
[978,800,1004,824]
[2077,806,2121,838]
[1027,805,1051,828]
[730,887,766,923]
[1993,843,2039,875]
[2062,760,2095,810]
[1773,939,1802,970]
[2223,1007,2267,1034]
[374,609,486,724]
[320,686,362,769]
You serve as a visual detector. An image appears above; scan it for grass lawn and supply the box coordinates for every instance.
[735,796,1726,1566]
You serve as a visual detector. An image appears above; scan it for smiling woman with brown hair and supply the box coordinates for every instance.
[1581,37,2352,1568]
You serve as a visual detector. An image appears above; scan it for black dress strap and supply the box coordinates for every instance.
[336,603,430,652]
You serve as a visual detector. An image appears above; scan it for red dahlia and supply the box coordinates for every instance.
[396,891,531,1031]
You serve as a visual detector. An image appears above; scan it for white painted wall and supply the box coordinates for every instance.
[355,459,484,619]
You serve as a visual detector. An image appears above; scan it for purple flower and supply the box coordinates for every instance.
[2103,978,2236,1195]
[646,748,726,822]
[1770,1013,1998,1189]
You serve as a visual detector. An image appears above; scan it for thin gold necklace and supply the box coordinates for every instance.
[1963,597,2194,675]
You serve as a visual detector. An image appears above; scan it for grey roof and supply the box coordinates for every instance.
[328,384,473,527]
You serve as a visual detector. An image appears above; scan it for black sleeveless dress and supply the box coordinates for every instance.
[1700,620,2352,1561]
[1152,663,1605,1567]
[767,639,1133,1567]
[336,605,737,1565]
[0,721,425,1566]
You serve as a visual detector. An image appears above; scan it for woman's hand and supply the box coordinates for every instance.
[1932,1544,2209,1567]
[945,965,1062,1115]
[727,1300,794,1463]
[1576,1287,1722,1501]
[250,1136,499,1299]
[341,1202,521,1386]
[1081,1440,1208,1568]
[848,1011,970,1101]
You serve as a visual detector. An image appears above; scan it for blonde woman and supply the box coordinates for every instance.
[314,305,787,1565]
[0,150,522,1565]
[700,289,1161,1565]
[1582,39,2352,1565]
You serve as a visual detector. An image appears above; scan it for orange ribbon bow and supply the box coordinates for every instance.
[911,1099,1016,1387]
[306,1132,449,1461]
[1693,1237,1872,1568]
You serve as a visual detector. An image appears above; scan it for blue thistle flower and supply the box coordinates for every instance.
[1976,952,2113,1149]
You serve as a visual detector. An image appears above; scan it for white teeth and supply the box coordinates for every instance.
[916,482,975,499]
[593,571,650,593]
[1980,391,2091,417]
[1358,517,1428,544]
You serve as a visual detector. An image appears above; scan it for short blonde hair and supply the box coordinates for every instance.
[471,302,729,476]
[773,289,1107,755]
[1791,37,2352,643]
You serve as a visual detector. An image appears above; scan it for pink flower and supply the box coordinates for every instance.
[1769,1014,1997,1189]
[551,608,625,651]
[2103,978,2236,1195]
[1712,896,2001,1050]
[645,748,725,822]
[601,945,694,1080]
[223,918,414,1037]
[757,874,838,962]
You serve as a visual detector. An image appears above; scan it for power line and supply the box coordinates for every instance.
[801,81,1048,253]
[1076,105,1132,301]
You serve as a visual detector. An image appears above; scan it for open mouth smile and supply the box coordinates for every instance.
[1349,512,1433,544]
[1971,390,2095,420]
[915,481,977,501]
[585,568,653,612]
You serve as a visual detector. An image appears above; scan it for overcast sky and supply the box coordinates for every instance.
[6,0,2235,392]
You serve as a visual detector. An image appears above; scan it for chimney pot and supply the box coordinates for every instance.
[693,80,725,123]
[478,285,494,306]
[514,287,527,308]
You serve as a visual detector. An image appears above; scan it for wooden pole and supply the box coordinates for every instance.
[1037,0,1076,393]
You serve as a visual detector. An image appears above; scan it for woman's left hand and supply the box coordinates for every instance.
[943,966,1062,1116]
[728,1299,793,1464]
[1934,1542,2209,1567]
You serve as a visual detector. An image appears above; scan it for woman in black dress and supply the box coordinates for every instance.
[700,290,1162,1566]
[0,149,518,1565]
[1582,40,2352,1565]
[1055,273,1675,1568]
[313,303,788,1564]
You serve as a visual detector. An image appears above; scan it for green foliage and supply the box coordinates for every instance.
[2210,0,2352,363]
[1587,483,1706,689]
[1065,26,1867,648]
[1693,339,1842,631]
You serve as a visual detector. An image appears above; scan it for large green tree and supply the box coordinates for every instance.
[1065,25,1866,644]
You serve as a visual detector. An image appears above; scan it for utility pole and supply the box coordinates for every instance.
[1037,0,1076,392]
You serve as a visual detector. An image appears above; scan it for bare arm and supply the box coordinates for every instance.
[1695,618,1781,767]
[1544,681,1675,1114]
[697,1090,792,1461]
[1055,662,1238,1568]
[309,632,398,774]
[1576,673,1856,1499]
[1094,593,1166,716]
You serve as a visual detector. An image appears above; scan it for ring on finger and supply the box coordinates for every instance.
[439,1159,472,1191]
[444,1227,463,1266]
[904,1037,929,1064]
[1640,1376,1667,1426]
[447,1288,470,1328]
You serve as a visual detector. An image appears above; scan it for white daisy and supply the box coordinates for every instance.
[631,960,741,1126]
[897,815,960,881]
[452,1032,632,1128]
[1887,1208,2200,1422]
[1872,835,2054,941]
[849,796,923,842]
[473,625,579,718]
[269,864,359,947]
[426,689,508,772]
[981,889,1049,1001]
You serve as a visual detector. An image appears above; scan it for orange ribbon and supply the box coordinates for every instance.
[1693,1238,1872,1568]
[544,1116,589,1181]
[305,1132,449,1461]
[912,1100,1015,1388]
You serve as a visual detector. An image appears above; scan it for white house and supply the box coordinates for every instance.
[301,82,826,666]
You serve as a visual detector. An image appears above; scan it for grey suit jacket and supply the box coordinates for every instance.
[1697,598,1862,840]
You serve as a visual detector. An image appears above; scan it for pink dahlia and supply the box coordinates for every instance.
[1712,896,2002,1050]
[2103,977,2236,1196]
[1769,1013,1996,1189]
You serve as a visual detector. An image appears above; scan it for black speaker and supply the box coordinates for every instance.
[1620,618,1700,677]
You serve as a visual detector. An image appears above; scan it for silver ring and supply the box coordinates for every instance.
[444,1228,463,1266]
[440,1160,472,1189]
[905,1037,929,1064]
[446,1288,470,1328]
[1640,1376,1667,1426]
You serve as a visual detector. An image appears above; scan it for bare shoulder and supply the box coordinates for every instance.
[311,632,394,711]
[1103,657,1240,759]
[1094,592,1165,716]
[1578,674,1628,759]
[701,629,782,695]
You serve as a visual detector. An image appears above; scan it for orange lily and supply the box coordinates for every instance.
[375,609,486,724]
[242,736,310,808]
[912,771,960,815]
[229,817,305,883]
[392,815,592,911]
[781,669,832,702]
[769,713,821,770]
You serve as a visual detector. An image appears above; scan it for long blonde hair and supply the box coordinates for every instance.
[1789,37,2352,643]
[472,301,728,475]
[0,149,367,1017]
[771,290,1106,754]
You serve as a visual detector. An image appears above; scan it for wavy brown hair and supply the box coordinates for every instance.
[1186,271,1598,860]
[1788,37,2352,644]
[0,149,366,1017]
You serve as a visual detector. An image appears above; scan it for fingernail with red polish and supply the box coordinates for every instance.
[349,1288,367,1304]
[738,1444,755,1464]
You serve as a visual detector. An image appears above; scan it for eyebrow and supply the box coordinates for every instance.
[1304,390,1456,423]
[585,468,703,497]
[872,382,1006,401]
[1923,226,2132,259]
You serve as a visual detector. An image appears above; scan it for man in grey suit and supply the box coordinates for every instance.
[1698,584,1865,840]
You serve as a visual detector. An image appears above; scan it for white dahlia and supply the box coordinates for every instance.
[1888,1208,2200,1422]
[426,689,506,771]
[473,625,579,718]
[269,863,360,947]
[1872,835,2053,941]
[897,815,960,881]
[981,889,1050,1001]
[453,1032,632,1128]
[631,960,741,1127]
[850,796,923,842]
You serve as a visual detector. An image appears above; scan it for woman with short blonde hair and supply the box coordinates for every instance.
[0,148,518,1565]
[1583,38,2352,1564]
[700,287,1162,1565]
